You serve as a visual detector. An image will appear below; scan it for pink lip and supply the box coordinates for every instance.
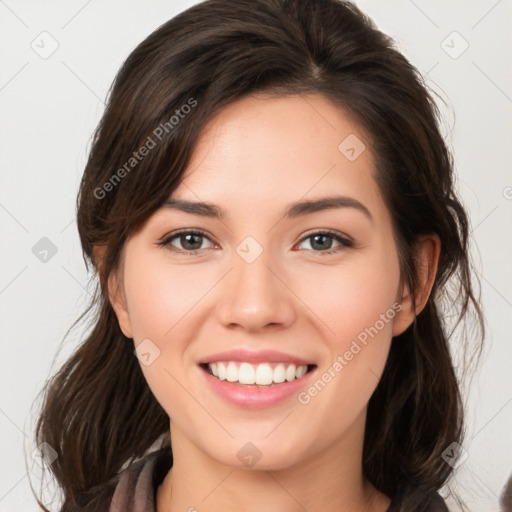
[198,363,317,409]
[198,348,314,366]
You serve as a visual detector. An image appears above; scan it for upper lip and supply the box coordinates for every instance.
[198,349,315,366]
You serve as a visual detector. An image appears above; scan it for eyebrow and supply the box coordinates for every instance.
[160,195,373,223]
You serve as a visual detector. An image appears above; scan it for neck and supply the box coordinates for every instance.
[156,411,390,512]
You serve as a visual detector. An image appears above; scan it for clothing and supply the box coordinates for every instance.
[64,445,449,511]
[109,446,172,512]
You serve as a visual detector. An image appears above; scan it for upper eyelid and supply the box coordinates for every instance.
[157,228,217,250]
[160,228,215,242]
[159,228,353,249]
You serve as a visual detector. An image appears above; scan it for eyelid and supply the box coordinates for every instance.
[156,228,217,250]
[295,229,354,254]
[298,228,353,244]
[156,228,355,255]
[157,227,211,242]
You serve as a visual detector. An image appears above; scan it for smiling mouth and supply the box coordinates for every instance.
[200,361,317,387]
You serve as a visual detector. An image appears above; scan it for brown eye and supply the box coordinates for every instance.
[157,229,215,254]
[297,231,354,255]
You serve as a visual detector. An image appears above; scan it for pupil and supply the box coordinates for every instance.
[183,233,201,250]
[312,234,332,250]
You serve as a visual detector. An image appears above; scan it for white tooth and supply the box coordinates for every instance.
[285,364,297,382]
[273,363,286,383]
[255,363,273,385]
[295,365,307,378]
[226,362,238,382]
[217,362,226,380]
[213,361,307,384]
[239,362,255,384]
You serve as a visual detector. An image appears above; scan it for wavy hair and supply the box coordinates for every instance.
[31,0,485,510]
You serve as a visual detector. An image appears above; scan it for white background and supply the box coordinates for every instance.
[0,1,511,511]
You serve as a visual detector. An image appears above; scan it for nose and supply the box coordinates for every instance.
[216,247,297,333]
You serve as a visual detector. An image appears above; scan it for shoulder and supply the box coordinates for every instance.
[388,486,449,512]
[60,446,173,512]
[110,446,172,512]
[422,491,449,512]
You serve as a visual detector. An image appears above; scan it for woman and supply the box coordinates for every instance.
[32,0,484,510]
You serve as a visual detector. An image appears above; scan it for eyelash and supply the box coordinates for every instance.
[156,228,354,256]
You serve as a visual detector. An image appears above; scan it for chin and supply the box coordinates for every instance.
[206,437,309,472]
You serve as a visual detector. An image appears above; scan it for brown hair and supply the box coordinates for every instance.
[31,0,485,510]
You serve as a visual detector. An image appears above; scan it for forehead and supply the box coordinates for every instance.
[168,93,387,224]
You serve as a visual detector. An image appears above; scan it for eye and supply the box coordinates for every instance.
[157,228,354,256]
[296,230,354,255]
[156,229,216,254]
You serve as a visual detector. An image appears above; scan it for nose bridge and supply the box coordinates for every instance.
[216,236,295,330]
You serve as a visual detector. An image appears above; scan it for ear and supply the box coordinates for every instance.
[93,245,134,339]
[392,234,441,337]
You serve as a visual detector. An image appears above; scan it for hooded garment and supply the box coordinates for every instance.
[61,445,450,512]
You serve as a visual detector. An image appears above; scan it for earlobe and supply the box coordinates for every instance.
[392,234,441,337]
[93,245,134,339]
[107,272,134,339]
[392,286,414,337]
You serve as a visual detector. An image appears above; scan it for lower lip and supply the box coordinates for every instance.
[200,365,316,408]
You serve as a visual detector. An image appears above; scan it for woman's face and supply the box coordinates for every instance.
[109,93,414,471]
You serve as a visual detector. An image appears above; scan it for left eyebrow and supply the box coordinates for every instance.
[283,195,373,223]
[160,194,373,224]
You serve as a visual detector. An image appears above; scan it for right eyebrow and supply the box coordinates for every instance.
[160,198,223,218]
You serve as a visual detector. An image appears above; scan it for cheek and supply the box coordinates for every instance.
[123,253,210,341]
[294,248,401,349]
[121,251,208,422]
[291,247,400,418]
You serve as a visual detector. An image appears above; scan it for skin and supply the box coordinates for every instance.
[101,93,440,512]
